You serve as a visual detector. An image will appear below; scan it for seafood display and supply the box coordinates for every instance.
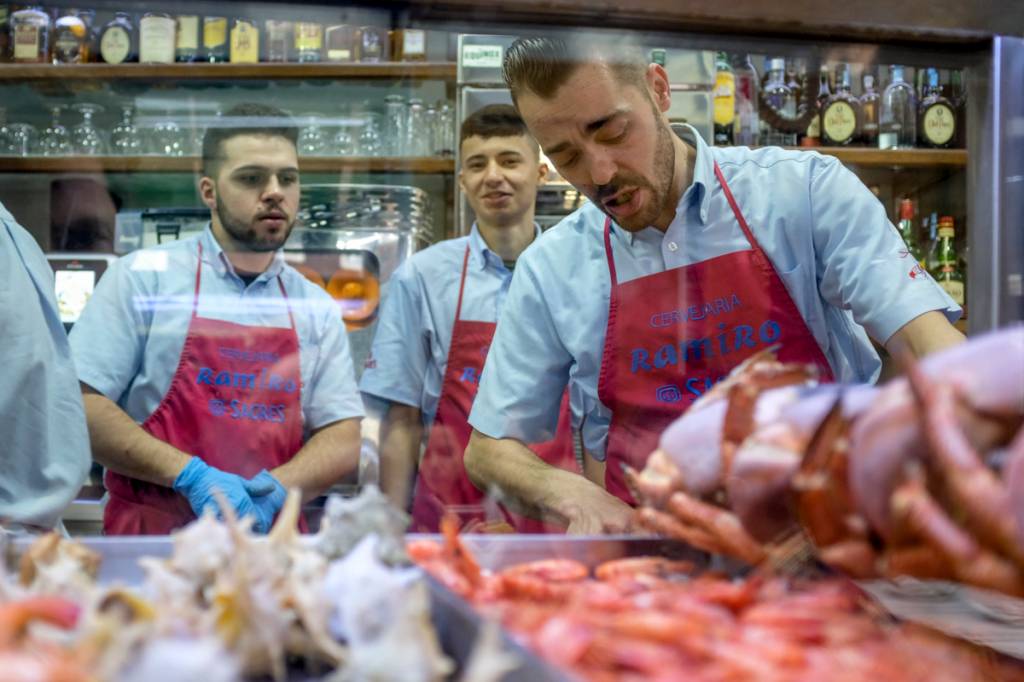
[412,519,1023,681]
[628,325,1024,596]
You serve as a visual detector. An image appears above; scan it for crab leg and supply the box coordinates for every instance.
[665,492,767,565]
[634,507,729,557]
[624,453,684,509]
[905,361,1024,567]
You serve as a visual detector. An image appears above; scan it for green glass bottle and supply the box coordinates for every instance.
[897,199,925,268]
[929,215,965,309]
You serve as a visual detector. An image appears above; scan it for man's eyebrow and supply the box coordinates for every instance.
[230,165,299,173]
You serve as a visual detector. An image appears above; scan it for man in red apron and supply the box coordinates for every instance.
[461,39,966,533]
[70,104,364,534]
[360,104,578,532]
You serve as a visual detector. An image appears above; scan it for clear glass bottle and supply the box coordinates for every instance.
[712,51,735,146]
[264,20,291,62]
[294,22,322,63]
[732,53,759,147]
[405,97,426,156]
[383,94,406,156]
[918,67,956,148]
[437,101,454,157]
[879,64,917,149]
[175,15,200,62]
[11,5,50,64]
[99,12,135,64]
[356,26,387,63]
[229,17,259,63]
[52,9,88,63]
[859,71,880,146]
[762,57,796,146]
[821,63,860,146]
[203,16,229,63]
[139,12,175,64]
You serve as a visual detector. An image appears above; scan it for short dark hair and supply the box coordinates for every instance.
[459,104,537,153]
[503,36,648,105]
[201,103,299,177]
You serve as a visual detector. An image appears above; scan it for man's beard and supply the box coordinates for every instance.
[591,112,676,233]
[215,196,294,252]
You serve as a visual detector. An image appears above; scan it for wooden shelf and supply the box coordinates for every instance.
[0,62,456,81]
[783,146,967,167]
[0,156,454,174]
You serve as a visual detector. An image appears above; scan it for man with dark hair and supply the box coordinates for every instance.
[70,103,363,534]
[464,38,965,533]
[360,103,577,532]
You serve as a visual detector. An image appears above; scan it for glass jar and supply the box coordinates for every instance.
[11,6,50,64]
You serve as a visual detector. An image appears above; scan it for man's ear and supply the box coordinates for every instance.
[536,161,549,186]
[198,175,217,211]
[646,63,672,113]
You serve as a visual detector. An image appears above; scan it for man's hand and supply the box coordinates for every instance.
[245,470,287,533]
[562,487,634,535]
[172,458,276,532]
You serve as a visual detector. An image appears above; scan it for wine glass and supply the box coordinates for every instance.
[7,123,39,157]
[40,106,73,156]
[0,107,12,155]
[110,104,142,155]
[357,110,383,157]
[72,103,108,156]
[297,115,328,156]
[150,113,186,157]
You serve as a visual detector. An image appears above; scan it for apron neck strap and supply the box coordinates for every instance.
[713,161,759,250]
[195,242,297,331]
[454,244,471,322]
[602,217,620,287]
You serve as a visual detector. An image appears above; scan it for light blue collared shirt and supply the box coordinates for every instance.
[69,226,364,434]
[1,202,91,528]
[359,224,535,429]
[469,125,960,461]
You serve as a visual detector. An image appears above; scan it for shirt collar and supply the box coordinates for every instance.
[614,123,714,246]
[201,224,285,281]
[469,222,542,272]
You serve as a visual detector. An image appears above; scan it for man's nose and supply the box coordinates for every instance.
[483,160,504,184]
[263,175,284,200]
[586,149,616,187]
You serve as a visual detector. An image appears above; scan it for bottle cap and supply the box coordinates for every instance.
[938,215,955,237]
[899,199,914,220]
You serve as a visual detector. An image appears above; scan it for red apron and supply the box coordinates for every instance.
[104,243,306,534]
[598,162,835,503]
[410,245,578,533]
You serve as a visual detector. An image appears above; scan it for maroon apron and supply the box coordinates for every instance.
[410,245,578,533]
[104,243,306,534]
[598,162,835,503]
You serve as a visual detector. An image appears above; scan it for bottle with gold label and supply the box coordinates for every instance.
[52,9,88,64]
[230,18,258,63]
[802,65,829,147]
[324,23,355,62]
[712,51,734,146]
[821,63,860,146]
[11,5,50,63]
[203,15,228,63]
[175,15,199,62]
[859,71,880,146]
[918,67,956,148]
[264,20,291,62]
[98,12,135,64]
[294,22,322,62]
[355,26,387,63]
[929,216,965,309]
[139,12,175,64]
[390,28,426,62]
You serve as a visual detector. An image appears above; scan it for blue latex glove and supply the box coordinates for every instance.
[172,458,276,532]
[244,470,287,534]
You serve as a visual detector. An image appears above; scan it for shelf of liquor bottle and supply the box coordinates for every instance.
[0,156,455,174]
[780,146,967,168]
[0,62,457,81]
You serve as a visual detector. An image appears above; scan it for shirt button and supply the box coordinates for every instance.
[667,241,679,252]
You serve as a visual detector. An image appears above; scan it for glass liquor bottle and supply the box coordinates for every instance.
[918,67,956,149]
[762,57,796,146]
[951,69,966,148]
[879,64,916,149]
[859,71,880,146]
[52,9,88,64]
[175,15,199,62]
[0,6,10,63]
[390,28,426,62]
[229,17,258,63]
[929,216,965,309]
[294,21,323,63]
[712,51,735,146]
[325,23,355,62]
[896,198,925,268]
[139,12,175,64]
[821,63,859,146]
[355,26,387,63]
[803,64,830,147]
[98,12,135,64]
[732,53,759,146]
[203,15,229,63]
[264,20,291,62]
[11,5,49,63]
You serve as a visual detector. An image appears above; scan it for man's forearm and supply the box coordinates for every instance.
[82,387,191,487]
[271,417,361,502]
[378,403,423,510]
[885,310,966,359]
